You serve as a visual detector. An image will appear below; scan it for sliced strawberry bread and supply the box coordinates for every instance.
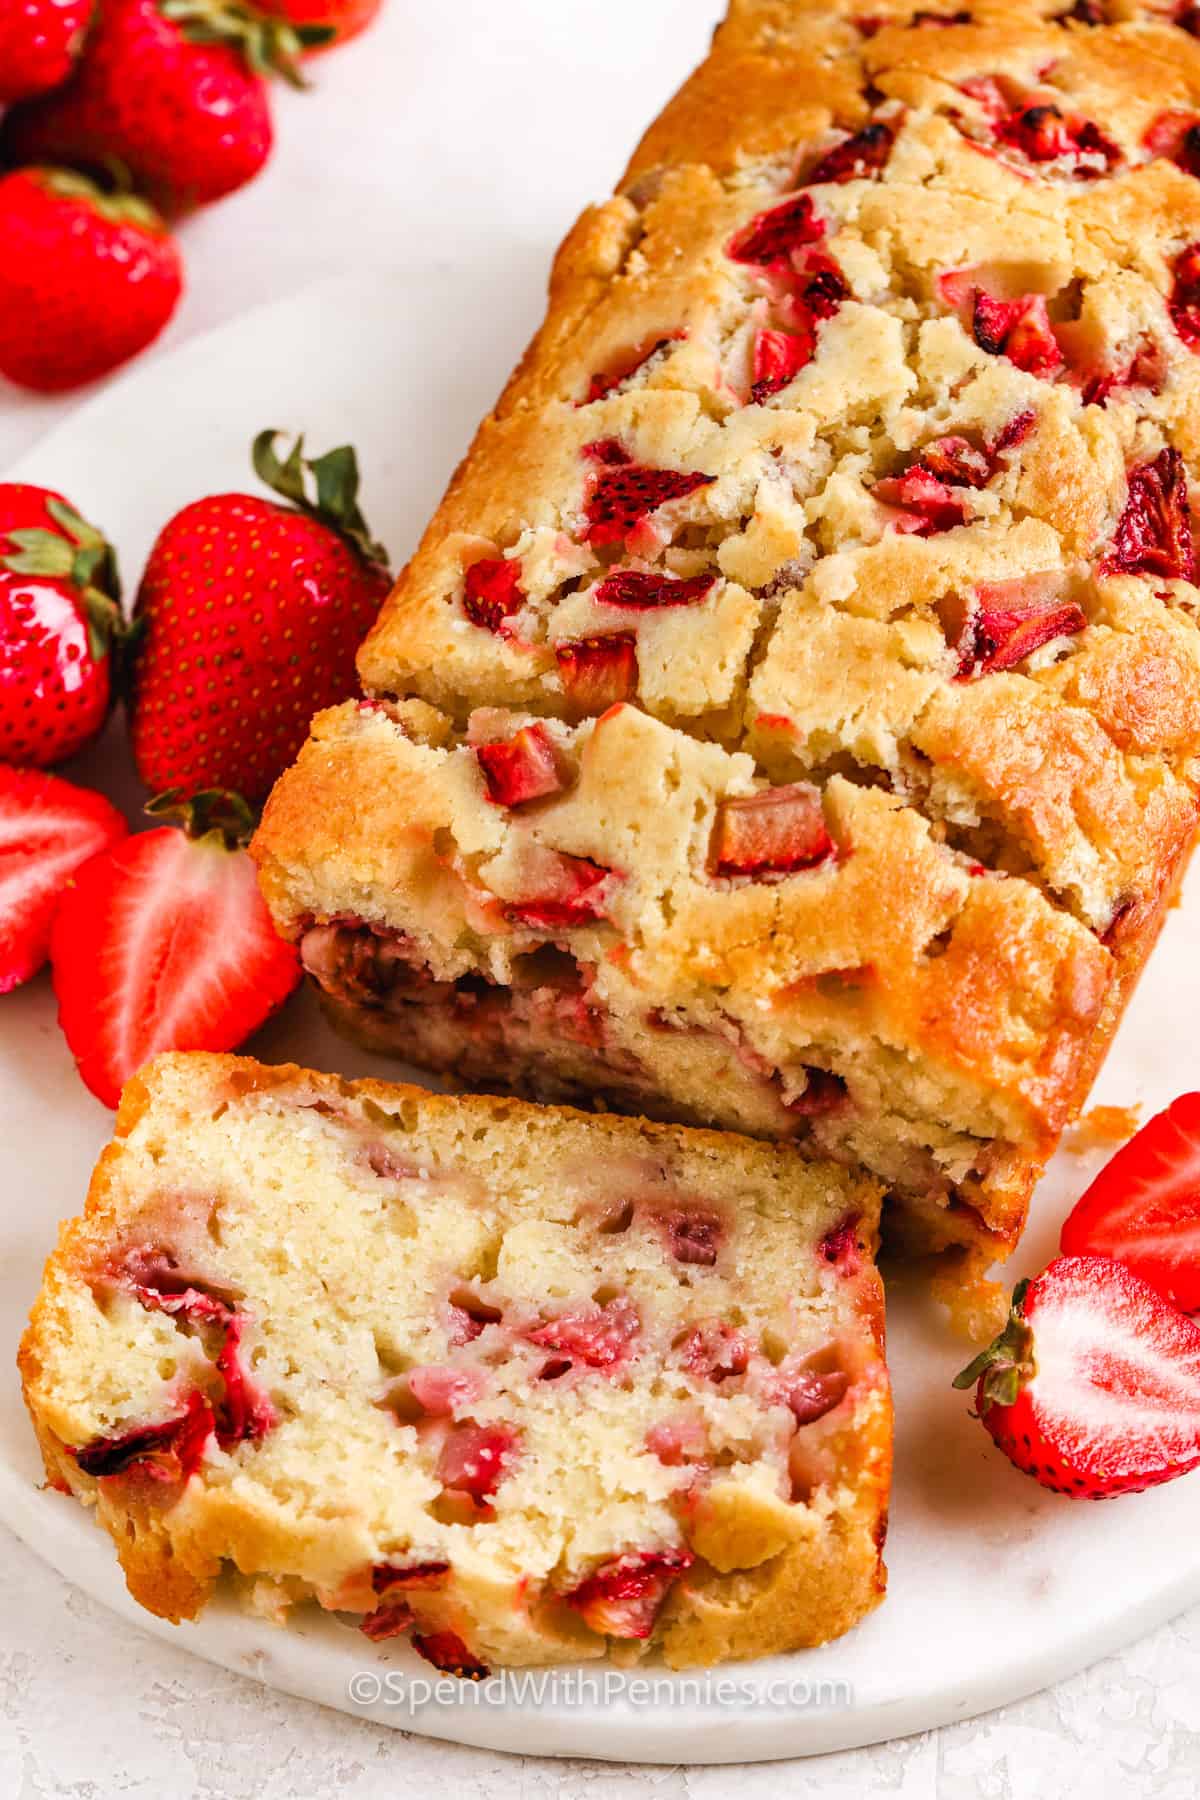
[20,1053,891,1671]
[254,0,1200,1307]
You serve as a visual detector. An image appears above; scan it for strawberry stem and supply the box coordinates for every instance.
[2,499,126,664]
[35,166,168,235]
[146,788,258,849]
[952,1277,1036,1410]
[251,429,388,566]
[159,0,333,89]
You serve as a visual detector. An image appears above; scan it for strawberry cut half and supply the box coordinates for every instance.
[950,574,1086,677]
[954,1255,1200,1498]
[726,192,827,266]
[971,291,1063,378]
[50,795,301,1110]
[803,121,895,185]
[462,556,524,633]
[1100,448,1193,581]
[580,444,713,548]
[873,467,967,535]
[1061,1093,1200,1312]
[563,1548,694,1639]
[555,634,638,715]
[0,766,127,993]
[475,723,565,808]
[74,1389,215,1481]
[593,571,716,609]
[710,784,834,877]
[751,324,816,400]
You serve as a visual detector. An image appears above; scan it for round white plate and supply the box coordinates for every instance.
[2,276,1198,1765]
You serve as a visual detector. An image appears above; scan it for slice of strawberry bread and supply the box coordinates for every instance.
[21,1053,891,1672]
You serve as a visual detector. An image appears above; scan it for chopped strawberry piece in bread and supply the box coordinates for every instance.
[677,1321,751,1382]
[215,1315,277,1447]
[1061,1093,1200,1312]
[120,1252,233,1327]
[445,1289,502,1344]
[504,850,617,930]
[950,573,1086,676]
[955,1255,1200,1498]
[371,1560,451,1593]
[74,1389,215,1481]
[995,104,1119,175]
[726,192,826,266]
[971,290,1063,377]
[436,1421,520,1501]
[803,121,895,185]
[360,1601,414,1641]
[412,1630,490,1678]
[593,570,715,609]
[475,723,564,808]
[563,1549,693,1639]
[819,1216,863,1273]
[710,784,834,877]
[783,1356,851,1426]
[580,441,713,548]
[0,767,126,993]
[989,408,1037,456]
[874,466,967,534]
[462,557,524,633]
[406,1364,488,1416]
[751,324,816,399]
[555,634,638,714]
[662,1206,723,1266]
[1101,448,1193,580]
[1144,110,1200,178]
[1170,242,1200,347]
[585,335,681,403]
[916,435,993,488]
[526,1295,640,1371]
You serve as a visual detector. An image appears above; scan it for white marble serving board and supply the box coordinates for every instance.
[0,277,1197,1765]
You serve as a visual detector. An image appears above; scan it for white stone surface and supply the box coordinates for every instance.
[3,3,1200,1791]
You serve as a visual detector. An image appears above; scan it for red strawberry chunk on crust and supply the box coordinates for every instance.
[580,443,713,548]
[556,634,638,715]
[916,435,993,488]
[971,290,1063,377]
[584,335,682,403]
[727,192,827,266]
[504,850,617,930]
[710,784,834,877]
[751,324,816,400]
[0,767,127,994]
[951,573,1086,677]
[593,571,716,609]
[462,557,524,633]
[563,1549,694,1639]
[1170,242,1200,348]
[874,467,968,535]
[803,121,895,185]
[436,1421,520,1501]
[995,104,1120,176]
[1144,110,1200,179]
[412,1630,491,1678]
[475,723,565,808]
[1101,448,1194,581]
[74,1389,215,1481]
[526,1295,640,1371]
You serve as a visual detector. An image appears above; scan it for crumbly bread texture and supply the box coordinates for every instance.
[254,0,1200,1294]
[21,1054,890,1672]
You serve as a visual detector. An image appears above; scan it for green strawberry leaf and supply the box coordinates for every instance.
[146,787,259,849]
[252,428,389,566]
[159,0,326,88]
[2,499,126,663]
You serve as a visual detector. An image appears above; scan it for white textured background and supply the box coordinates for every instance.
[3,3,1200,1791]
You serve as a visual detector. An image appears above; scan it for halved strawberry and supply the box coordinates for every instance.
[1061,1094,1200,1312]
[954,1254,1200,1498]
[873,466,967,535]
[710,784,834,877]
[949,573,1086,677]
[1101,448,1193,580]
[555,634,638,715]
[593,571,715,609]
[580,441,713,548]
[563,1548,693,1639]
[726,193,826,266]
[435,1421,520,1501]
[462,556,524,633]
[50,790,300,1109]
[751,324,816,400]
[74,1389,215,1481]
[475,723,564,808]
[803,121,894,186]
[0,766,126,993]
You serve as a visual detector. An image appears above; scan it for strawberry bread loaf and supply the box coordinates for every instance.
[254,0,1200,1299]
[21,1054,891,1670]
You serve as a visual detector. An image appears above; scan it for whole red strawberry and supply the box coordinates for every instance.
[253,0,377,49]
[0,0,94,101]
[0,0,322,212]
[51,788,301,1108]
[129,430,391,802]
[0,483,126,765]
[0,168,182,392]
